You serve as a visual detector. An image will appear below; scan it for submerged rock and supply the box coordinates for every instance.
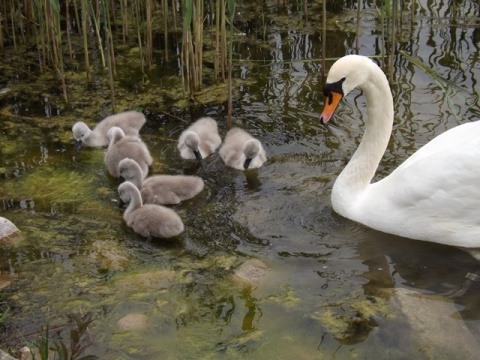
[88,239,130,270]
[114,270,176,292]
[116,313,150,332]
[232,258,270,288]
[393,288,480,358]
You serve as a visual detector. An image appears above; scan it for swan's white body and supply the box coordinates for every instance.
[104,127,152,178]
[219,127,267,170]
[321,55,480,254]
[72,110,146,149]
[118,158,205,205]
[118,181,184,239]
[177,117,222,160]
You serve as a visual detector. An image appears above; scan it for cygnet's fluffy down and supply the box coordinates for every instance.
[118,158,205,205]
[118,181,185,239]
[177,117,222,160]
[72,110,146,150]
[104,127,152,179]
[219,127,267,170]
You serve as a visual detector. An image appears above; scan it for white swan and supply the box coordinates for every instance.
[118,181,185,239]
[72,110,146,150]
[118,158,205,205]
[177,117,222,160]
[320,54,480,257]
[219,127,267,170]
[104,127,153,179]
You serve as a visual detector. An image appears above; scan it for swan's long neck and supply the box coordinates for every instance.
[124,187,143,219]
[85,129,101,146]
[332,71,394,214]
[130,162,144,188]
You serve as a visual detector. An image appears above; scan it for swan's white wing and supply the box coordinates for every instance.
[396,121,480,171]
[361,126,480,248]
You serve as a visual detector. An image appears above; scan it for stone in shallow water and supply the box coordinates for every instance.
[116,313,150,332]
[114,270,176,292]
[232,258,270,288]
[393,288,480,358]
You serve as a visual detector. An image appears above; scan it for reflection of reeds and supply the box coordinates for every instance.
[400,50,480,121]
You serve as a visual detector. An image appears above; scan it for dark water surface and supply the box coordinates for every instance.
[1,0,480,358]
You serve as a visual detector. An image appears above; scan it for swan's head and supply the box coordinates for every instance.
[107,126,125,144]
[320,55,378,124]
[243,139,261,169]
[118,158,140,185]
[118,181,138,205]
[72,122,91,150]
[183,131,202,160]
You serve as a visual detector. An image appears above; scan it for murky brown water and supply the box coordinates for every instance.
[1,0,480,358]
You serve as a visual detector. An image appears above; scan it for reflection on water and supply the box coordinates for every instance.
[1,0,480,358]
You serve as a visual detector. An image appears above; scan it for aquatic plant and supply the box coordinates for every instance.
[28,312,97,360]
[0,292,11,327]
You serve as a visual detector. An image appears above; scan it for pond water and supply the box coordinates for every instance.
[1,0,480,359]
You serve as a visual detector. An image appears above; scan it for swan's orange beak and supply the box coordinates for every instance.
[320,91,343,125]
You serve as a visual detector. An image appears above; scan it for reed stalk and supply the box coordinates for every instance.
[380,0,386,69]
[0,7,3,51]
[50,0,68,102]
[356,0,361,53]
[134,0,146,82]
[387,0,398,77]
[322,0,326,78]
[9,0,18,52]
[227,0,235,126]
[19,0,26,44]
[32,0,46,72]
[120,0,128,41]
[193,0,204,89]
[104,0,116,78]
[411,0,416,29]
[0,0,5,51]
[181,0,191,94]
[146,0,153,69]
[162,0,169,61]
[220,0,226,81]
[88,0,106,68]
[214,0,220,80]
[71,0,81,33]
[182,0,206,92]
[46,0,56,67]
[66,0,74,66]
[171,0,177,32]
[80,0,91,79]
[101,0,116,110]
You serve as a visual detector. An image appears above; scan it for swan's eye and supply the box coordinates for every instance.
[323,77,346,103]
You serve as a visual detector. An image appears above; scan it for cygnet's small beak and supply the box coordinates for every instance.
[243,158,252,169]
[75,139,83,151]
[193,149,203,161]
[118,176,126,185]
[118,198,125,208]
